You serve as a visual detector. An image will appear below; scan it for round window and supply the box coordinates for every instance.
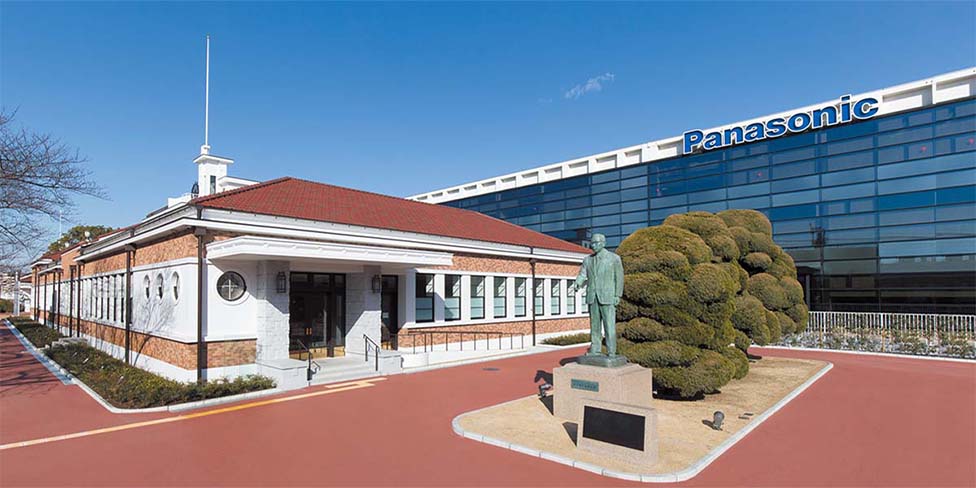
[155,274,164,299]
[144,276,151,299]
[216,271,246,302]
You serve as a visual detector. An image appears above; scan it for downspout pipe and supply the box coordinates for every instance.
[68,265,75,337]
[195,219,208,383]
[530,251,537,347]
[124,245,135,364]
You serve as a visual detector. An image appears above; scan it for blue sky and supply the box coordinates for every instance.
[2,1,974,238]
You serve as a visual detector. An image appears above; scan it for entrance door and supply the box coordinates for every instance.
[289,292,325,356]
[380,275,399,349]
[289,272,346,358]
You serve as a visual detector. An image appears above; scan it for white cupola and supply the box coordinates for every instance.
[193,144,234,197]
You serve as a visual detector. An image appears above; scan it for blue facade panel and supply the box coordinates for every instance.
[443,99,976,314]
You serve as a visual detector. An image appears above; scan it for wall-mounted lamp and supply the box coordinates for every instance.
[276,272,287,294]
[371,275,382,293]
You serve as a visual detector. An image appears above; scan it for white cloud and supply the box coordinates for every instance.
[564,72,615,100]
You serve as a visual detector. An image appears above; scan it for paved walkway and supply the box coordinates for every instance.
[0,321,973,487]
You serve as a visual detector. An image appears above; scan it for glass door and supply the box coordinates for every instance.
[380,275,399,349]
[289,272,346,358]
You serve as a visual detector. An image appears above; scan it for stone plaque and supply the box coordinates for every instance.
[552,362,652,421]
[581,405,645,451]
[571,379,599,392]
[577,399,659,465]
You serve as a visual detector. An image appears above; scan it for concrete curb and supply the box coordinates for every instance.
[760,345,976,364]
[452,361,834,483]
[2,319,281,414]
[3,320,72,385]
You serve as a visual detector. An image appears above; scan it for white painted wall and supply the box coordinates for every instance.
[204,260,258,341]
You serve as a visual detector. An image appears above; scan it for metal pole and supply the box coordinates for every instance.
[124,247,134,364]
[530,257,537,347]
[13,271,20,316]
[195,226,208,383]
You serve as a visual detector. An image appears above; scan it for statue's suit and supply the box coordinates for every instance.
[574,248,624,355]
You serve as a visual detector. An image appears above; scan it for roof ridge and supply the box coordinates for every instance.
[190,176,294,205]
[193,176,589,254]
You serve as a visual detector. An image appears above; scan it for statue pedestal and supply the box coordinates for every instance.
[552,362,653,421]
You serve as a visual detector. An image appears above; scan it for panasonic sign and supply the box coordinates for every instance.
[682,95,880,154]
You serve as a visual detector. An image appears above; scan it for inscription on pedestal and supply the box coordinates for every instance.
[581,405,646,451]
[571,379,599,392]
[577,399,659,465]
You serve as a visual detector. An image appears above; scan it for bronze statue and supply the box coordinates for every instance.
[570,233,626,367]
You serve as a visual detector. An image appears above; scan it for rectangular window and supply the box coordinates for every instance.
[493,277,507,318]
[566,280,576,314]
[581,286,589,313]
[415,274,434,323]
[444,275,461,321]
[550,280,561,315]
[470,276,485,320]
[534,279,545,316]
[514,278,527,317]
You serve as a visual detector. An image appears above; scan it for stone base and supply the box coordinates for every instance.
[552,362,652,421]
[577,353,628,368]
[577,398,658,466]
[257,358,309,391]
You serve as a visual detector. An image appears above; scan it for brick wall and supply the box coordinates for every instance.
[33,312,255,370]
[430,253,581,277]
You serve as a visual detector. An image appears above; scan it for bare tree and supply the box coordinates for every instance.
[0,111,105,270]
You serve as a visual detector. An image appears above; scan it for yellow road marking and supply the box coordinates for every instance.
[0,377,386,451]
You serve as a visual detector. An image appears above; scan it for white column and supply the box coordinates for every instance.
[560,279,568,316]
[460,275,472,321]
[346,265,382,355]
[254,260,290,362]
[485,276,496,320]
[404,269,416,326]
[542,278,551,317]
[433,274,445,323]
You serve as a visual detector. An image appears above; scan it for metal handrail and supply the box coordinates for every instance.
[292,338,320,381]
[363,334,380,371]
[399,330,525,354]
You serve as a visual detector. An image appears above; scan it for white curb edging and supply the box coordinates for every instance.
[3,320,73,384]
[759,345,976,363]
[452,361,834,483]
[2,319,281,414]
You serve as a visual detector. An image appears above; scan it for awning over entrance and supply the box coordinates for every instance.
[207,235,453,267]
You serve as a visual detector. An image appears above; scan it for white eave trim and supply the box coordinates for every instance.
[409,67,976,204]
[198,208,587,262]
[207,236,454,267]
[76,209,588,264]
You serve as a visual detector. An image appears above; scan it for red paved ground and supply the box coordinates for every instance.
[1,321,974,487]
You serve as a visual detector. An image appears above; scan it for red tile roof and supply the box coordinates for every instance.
[192,177,589,254]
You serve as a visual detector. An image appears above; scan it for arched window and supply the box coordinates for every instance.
[144,276,151,300]
[155,274,164,299]
[171,272,180,302]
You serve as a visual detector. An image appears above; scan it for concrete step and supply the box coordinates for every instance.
[308,359,379,386]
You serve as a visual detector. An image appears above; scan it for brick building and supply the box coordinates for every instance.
[31,148,590,389]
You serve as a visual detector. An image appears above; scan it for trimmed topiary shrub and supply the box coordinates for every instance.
[617,209,807,398]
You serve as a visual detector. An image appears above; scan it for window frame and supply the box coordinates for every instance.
[444,274,461,321]
[470,275,485,320]
[414,273,434,323]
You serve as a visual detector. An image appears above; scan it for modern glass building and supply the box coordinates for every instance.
[412,69,976,314]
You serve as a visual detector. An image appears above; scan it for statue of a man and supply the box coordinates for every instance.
[570,233,626,366]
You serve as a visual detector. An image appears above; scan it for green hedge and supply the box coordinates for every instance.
[542,333,591,346]
[10,318,65,348]
[616,209,807,399]
[46,343,275,409]
[0,299,13,313]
